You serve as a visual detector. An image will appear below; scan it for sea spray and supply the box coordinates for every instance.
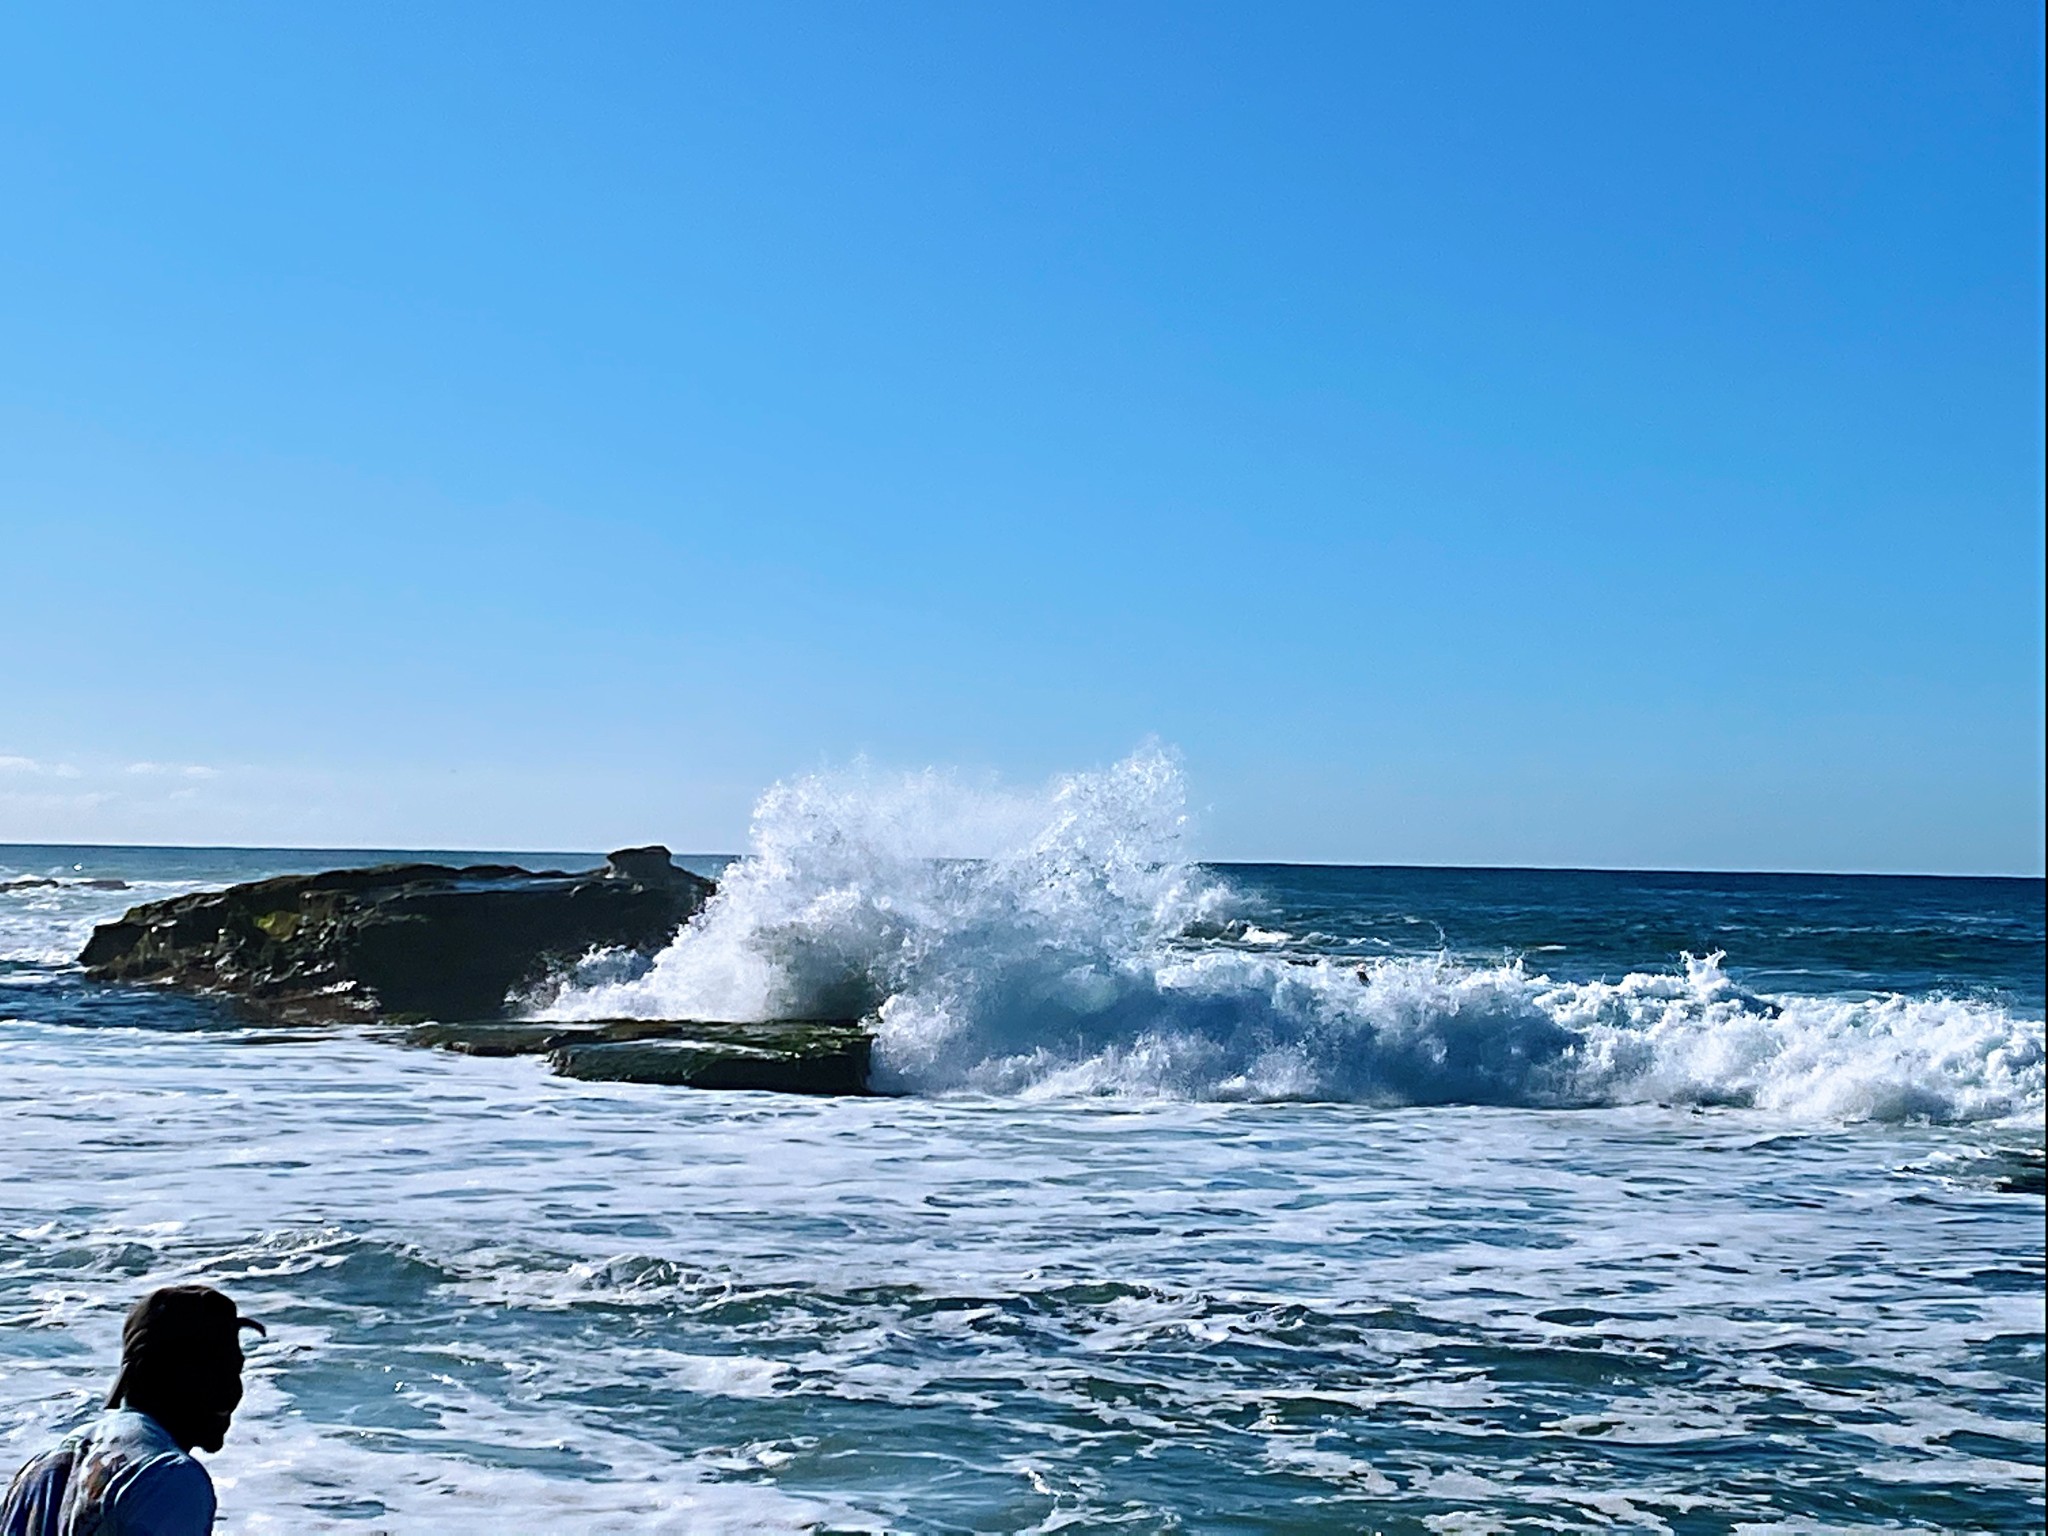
[534,747,1227,1032]
[533,754,2045,1123]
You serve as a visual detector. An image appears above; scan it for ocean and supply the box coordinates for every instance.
[2,758,2042,1533]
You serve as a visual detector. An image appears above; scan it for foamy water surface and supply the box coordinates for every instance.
[2,756,2042,1532]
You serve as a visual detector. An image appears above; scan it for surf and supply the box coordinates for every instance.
[533,752,2045,1124]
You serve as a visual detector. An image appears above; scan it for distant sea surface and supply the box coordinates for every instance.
[2,814,2042,1532]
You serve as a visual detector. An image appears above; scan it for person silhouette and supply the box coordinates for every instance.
[2,1286,264,1536]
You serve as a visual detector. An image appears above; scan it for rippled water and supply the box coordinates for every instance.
[2,1023,2041,1533]
[1,783,2043,1532]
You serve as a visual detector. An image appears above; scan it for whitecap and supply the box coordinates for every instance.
[536,754,2044,1126]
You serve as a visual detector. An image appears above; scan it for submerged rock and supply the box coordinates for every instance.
[78,847,715,1024]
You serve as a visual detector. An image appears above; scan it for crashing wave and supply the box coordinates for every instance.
[535,751,2045,1124]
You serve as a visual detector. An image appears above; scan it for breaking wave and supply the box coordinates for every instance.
[536,751,2044,1124]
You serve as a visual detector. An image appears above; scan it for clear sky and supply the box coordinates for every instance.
[2,2,2042,873]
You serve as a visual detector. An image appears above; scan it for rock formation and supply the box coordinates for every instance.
[78,846,876,1093]
[76,848,878,1094]
[80,847,715,1023]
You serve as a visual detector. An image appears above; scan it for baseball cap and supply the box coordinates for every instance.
[105,1285,266,1409]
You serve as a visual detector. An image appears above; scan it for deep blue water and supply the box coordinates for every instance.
[1224,861,2046,1009]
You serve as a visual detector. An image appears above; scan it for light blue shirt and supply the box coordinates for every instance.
[1,1410,215,1536]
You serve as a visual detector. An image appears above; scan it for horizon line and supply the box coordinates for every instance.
[0,838,2040,883]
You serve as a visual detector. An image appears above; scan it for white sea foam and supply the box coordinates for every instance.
[540,753,2045,1125]
[0,876,203,967]
[1,1019,2039,1530]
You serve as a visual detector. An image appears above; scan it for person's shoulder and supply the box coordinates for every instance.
[2,1439,77,1533]
[94,1417,216,1536]
[2,1422,93,1509]
[109,1453,216,1535]
[3,1437,73,1493]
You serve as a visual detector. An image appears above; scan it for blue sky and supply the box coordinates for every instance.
[2,2,2041,872]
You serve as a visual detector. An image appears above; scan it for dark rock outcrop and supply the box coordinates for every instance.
[79,847,716,1025]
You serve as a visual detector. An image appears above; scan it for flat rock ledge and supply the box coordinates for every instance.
[405,1018,874,1096]
[77,848,879,1095]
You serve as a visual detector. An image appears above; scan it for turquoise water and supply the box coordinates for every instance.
[1,804,2041,1531]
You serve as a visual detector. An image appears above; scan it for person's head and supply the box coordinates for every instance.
[105,1286,265,1453]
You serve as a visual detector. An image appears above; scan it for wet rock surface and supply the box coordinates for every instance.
[406,1017,875,1095]
[79,848,716,1025]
